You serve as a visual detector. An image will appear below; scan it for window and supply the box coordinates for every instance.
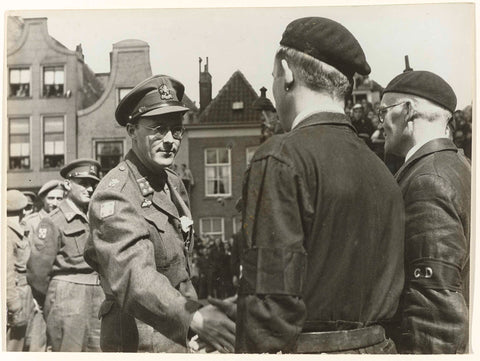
[9,118,30,170]
[95,140,124,176]
[118,88,133,102]
[43,116,65,168]
[232,101,244,110]
[246,146,258,167]
[205,148,231,196]
[232,216,242,235]
[43,66,64,97]
[9,68,30,97]
[200,217,225,242]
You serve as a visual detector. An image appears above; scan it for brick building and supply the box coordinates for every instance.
[6,17,103,191]
[76,39,152,176]
[187,61,274,243]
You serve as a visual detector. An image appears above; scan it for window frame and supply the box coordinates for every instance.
[41,115,66,169]
[199,217,225,242]
[8,116,32,170]
[204,147,232,197]
[93,138,126,176]
[41,64,66,98]
[8,66,32,98]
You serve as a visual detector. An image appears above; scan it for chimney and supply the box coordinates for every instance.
[252,86,275,112]
[199,57,212,112]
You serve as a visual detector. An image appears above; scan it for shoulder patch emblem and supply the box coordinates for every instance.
[38,227,47,239]
[108,179,120,187]
[100,201,115,218]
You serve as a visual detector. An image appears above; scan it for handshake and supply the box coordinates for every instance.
[189,295,237,353]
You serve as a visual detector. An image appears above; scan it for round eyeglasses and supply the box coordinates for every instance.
[139,124,185,140]
[377,102,407,123]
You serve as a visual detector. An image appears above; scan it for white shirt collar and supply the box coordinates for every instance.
[290,104,345,131]
[404,136,449,163]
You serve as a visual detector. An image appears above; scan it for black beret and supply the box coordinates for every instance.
[383,70,456,113]
[60,159,101,182]
[38,180,64,198]
[280,17,371,79]
[115,75,190,126]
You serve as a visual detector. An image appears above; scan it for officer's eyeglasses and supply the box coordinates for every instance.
[377,102,407,123]
[139,124,185,140]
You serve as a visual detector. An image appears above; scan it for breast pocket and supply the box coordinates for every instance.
[142,207,175,268]
[63,222,88,256]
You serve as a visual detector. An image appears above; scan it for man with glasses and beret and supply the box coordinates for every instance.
[21,180,64,351]
[234,17,404,354]
[379,68,470,353]
[27,159,103,352]
[84,74,235,353]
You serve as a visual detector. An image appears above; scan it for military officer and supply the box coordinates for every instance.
[21,180,64,351]
[380,68,470,353]
[27,159,104,352]
[84,74,235,353]
[6,190,35,351]
[236,17,405,353]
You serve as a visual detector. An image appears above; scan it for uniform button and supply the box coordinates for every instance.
[119,165,125,171]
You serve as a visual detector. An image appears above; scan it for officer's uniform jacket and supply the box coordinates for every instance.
[237,112,405,353]
[84,150,200,351]
[27,199,97,298]
[394,138,470,353]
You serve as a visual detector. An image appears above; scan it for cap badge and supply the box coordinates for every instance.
[141,199,152,208]
[90,165,97,175]
[158,84,174,100]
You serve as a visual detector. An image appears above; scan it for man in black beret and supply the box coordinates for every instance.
[235,17,404,353]
[84,74,235,352]
[379,69,470,353]
[27,159,103,352]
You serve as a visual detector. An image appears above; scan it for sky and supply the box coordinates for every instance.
[5,2,475,109]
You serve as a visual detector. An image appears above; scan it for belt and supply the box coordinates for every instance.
[295,325,385,353]
[52,273,100,285]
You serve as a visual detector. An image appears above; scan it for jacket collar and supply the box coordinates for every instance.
[58,199,87,223]
[125,149,190,219]
[394,138,458,182]
[294,112,357,133]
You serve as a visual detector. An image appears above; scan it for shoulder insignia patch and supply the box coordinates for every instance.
[100,201,115,218]
[38,227,47,239]
[108,178,120,187]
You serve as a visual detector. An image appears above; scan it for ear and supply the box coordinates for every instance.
[63,180,71,192]
[126,123,137,139]
[404,101,415,123]
[280,59,294,89]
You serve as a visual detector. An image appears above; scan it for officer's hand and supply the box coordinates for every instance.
[207,294,237,321]
[190,304,236,353]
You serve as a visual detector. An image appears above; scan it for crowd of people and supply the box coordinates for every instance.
[6,16,471,355]
[344,98,473,163]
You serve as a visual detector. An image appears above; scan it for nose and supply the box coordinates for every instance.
[163,130,175,143]
[86,185,94,193]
